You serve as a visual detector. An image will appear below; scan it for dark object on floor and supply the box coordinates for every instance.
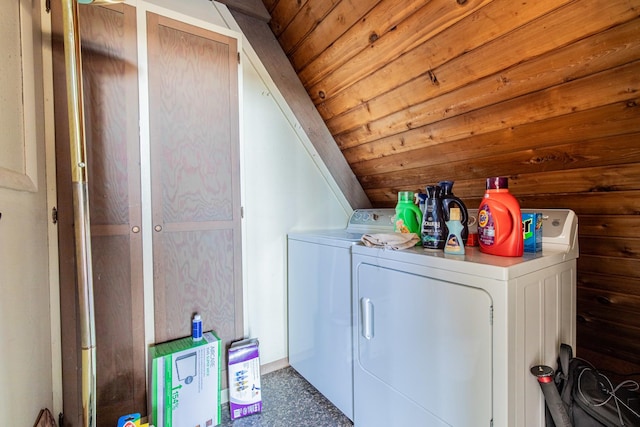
[541,344,640,427]
[33,408,56,427]
[218,366,353,427]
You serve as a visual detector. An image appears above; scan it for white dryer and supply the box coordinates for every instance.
[287,209,396,420]
[351,209,578,427]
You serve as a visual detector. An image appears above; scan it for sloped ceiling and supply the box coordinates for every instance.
[254,0,640,210]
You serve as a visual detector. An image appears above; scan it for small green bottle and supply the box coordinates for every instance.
[444,207,465,255]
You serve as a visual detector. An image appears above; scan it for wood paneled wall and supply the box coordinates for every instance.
[262,0,640,375]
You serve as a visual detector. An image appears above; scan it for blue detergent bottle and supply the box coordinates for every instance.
[421,185,447,249]
[439,180,469,244]
[444,207,465,255]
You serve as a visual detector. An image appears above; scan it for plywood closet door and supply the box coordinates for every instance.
[52,4,145,426]
[146,13,243,369]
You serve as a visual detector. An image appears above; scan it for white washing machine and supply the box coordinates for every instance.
[351,209,578,427]
[287,209,396,420]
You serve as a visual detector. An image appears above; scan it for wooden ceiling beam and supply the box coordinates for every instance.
[216,0,271,22]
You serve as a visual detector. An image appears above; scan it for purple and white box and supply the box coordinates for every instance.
[228,338,262,420]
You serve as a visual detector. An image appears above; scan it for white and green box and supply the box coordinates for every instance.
[149,331,221,427]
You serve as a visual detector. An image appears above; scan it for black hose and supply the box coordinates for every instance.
[531,365,572,427]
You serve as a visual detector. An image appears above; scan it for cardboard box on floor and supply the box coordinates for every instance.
[149,331,221,427]
[228,338,262,420]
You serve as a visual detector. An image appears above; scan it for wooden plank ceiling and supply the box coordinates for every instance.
[258,0,640,376]
[262,0,640,207]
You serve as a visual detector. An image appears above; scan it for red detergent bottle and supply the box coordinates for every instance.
[477,177,524,257]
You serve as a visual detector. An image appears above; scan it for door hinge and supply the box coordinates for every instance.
[240,206,244,219]
[489,306,493,325]
[238,52,241,64]
[45,0,51,13]
[51,206,58,224]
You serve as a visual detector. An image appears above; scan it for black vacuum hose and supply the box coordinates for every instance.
[531,365,572,427]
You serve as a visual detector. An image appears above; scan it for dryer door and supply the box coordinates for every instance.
[353,260,493,427]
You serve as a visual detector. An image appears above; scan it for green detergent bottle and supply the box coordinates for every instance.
[394,191,423,236]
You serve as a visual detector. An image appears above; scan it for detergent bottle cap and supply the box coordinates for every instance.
[449,207,461,221]
[486,177,509,190]
[397,191,414,202]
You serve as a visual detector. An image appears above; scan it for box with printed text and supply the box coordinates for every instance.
[149,331,221,427]
[228,338,262,420]
[522,212,543,253]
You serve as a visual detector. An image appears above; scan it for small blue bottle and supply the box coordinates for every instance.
[192,313,203,341]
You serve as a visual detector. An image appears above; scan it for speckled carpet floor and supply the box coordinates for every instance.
[218,366,353,427]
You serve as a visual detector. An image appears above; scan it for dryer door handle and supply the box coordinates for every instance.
[360,297,374,340]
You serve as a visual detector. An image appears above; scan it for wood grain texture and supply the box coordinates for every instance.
[153,24,233,223]
[263,0,640,372]
[287,0,381,72]
[268,0,308,36]
[147,13,243,389]
[339,61,640,153]
[579,215,640,238]
[53,4,146,426]
[311,0,503,108]
[296,0,438,88]
[328,17,640,140]
[276,0,339,54]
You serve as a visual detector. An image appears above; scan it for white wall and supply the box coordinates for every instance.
[219,4,351,365]
[238,42,351,365]
[0,192,52,424]
[0,0,55,424]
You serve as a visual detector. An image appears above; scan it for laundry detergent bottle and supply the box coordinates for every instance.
[477,177,524,257]
[421,185,447,249]
[439,180,469,244]
[394,191,423,236]
[444,207,465,255]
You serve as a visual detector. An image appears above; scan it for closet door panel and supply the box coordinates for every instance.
[153,25,234,224]
[53,4,144,426]
[147,12,243,377]
[80,7,145,425]
[154,229,237,342]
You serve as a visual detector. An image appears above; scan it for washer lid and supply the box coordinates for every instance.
[287,229,365,247]
[287,209,396,246]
